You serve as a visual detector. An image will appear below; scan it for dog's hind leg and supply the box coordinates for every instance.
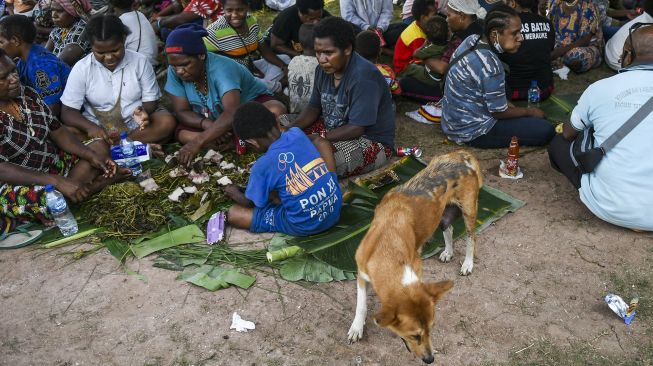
[348,276,368,343]
[459,193,479,276]
[439,225,454,263]
[438,205,460,263]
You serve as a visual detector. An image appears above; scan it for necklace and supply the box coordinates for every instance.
[193,70,209,108]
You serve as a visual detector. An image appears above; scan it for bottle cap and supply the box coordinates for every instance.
[120,131,128,139]
[44,184,54,192]
[531,80,537,87]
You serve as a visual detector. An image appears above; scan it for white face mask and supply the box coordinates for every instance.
[493,31,505,53]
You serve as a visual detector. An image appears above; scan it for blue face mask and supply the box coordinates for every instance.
[493,31,504,53]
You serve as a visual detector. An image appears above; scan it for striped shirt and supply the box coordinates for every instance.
[204,15,262,68]
[442,35,508,143]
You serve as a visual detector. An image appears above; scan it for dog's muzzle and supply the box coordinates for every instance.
[402,338,435,364]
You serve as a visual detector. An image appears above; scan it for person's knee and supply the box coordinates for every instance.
[278,54,291,64]
[264,100,287,116]
[227,205,253,229]
[151,111,178,133]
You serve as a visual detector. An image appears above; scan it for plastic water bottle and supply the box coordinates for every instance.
[527,80,540,108]
[120,131,142,176]
[44,184,78,237]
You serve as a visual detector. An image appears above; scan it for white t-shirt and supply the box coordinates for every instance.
[287,55,318,114]
[570,64,653,231]
[120,11,159,66]
[61,50,161,130]
[604,12,653,71]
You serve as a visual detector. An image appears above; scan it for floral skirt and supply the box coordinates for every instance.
[0,151,77,225]
[304,119,392,178]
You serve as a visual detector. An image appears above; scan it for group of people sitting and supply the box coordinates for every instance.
[0,0,651,240]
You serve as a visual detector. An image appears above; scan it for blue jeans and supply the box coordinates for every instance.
[466,117,555,149]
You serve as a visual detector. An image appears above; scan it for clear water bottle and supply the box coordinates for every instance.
[120,131,142,176]
[44,184,78,237]
[527,80,540,108]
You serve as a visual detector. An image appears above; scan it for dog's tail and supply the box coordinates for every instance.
[460,150,483,189]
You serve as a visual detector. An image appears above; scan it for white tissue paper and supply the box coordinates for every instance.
[230,312,255,332]
[553,66,570,80]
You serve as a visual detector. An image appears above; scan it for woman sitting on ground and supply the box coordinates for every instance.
[0,50,129,228]
[501,0,555,100]
[204,0,290,93]
[164,24,287,167]
[441,4,555,148]
[0,15,71,117]
[287,17,395,178]
[60,15,177,146]
[548,0,603,73]
[45,0,92,66]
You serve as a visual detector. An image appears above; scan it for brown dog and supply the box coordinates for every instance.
[347,150,483,364]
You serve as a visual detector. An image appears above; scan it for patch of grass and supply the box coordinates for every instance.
[266,357,284,366]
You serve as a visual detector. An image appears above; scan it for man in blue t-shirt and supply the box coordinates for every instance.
[225,102,343,236]
[0,15,71,117]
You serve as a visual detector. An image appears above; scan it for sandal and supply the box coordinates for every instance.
[0,222,45,249]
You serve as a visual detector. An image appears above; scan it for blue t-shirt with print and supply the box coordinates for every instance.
[17,44,71,106]
[246,127,342,236]
[442,34,508,143]
[164,52,270,119]
[308,52,395,148]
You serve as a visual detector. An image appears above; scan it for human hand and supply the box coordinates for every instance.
[178,139,203,167]
[87,124,111,144]
[133,106,150,131]
[528,107,546,119]
[223,184,244,201]
[88,153,117,178]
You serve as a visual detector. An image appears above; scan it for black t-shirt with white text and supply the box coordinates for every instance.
[500,12,555,92]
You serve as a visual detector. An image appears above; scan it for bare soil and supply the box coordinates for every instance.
[1,52,652,366]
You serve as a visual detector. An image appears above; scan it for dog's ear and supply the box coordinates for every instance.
[374,305,398,328]
[423,280,454,303]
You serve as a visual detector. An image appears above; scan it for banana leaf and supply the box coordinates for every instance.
[104,238,131,263]
[270,157,526,278]
[280,256,356,282]
[514,93,581,123]
[177,265,255,290]
[131,224,205,258]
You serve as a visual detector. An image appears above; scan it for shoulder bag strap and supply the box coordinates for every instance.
[441,37,482,90]
[600,96,653,153]
[135,11,142,52]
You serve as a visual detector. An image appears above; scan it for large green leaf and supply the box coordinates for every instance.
[104,238,131,263]
[131,224,205,258]
[177,265,255,290]
[279,255,356,282]
[514,93,581,123]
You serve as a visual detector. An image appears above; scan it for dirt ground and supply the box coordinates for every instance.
[2,68,653,365]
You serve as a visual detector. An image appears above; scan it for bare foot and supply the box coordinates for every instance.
[85,168,133,196]
[149,143,165,159]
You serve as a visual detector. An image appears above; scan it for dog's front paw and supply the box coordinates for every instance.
[439,249,453,263]
[347,323,365,343]
[459,259,474,275]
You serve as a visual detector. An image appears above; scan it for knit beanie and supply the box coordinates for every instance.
[165,23,209,55]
